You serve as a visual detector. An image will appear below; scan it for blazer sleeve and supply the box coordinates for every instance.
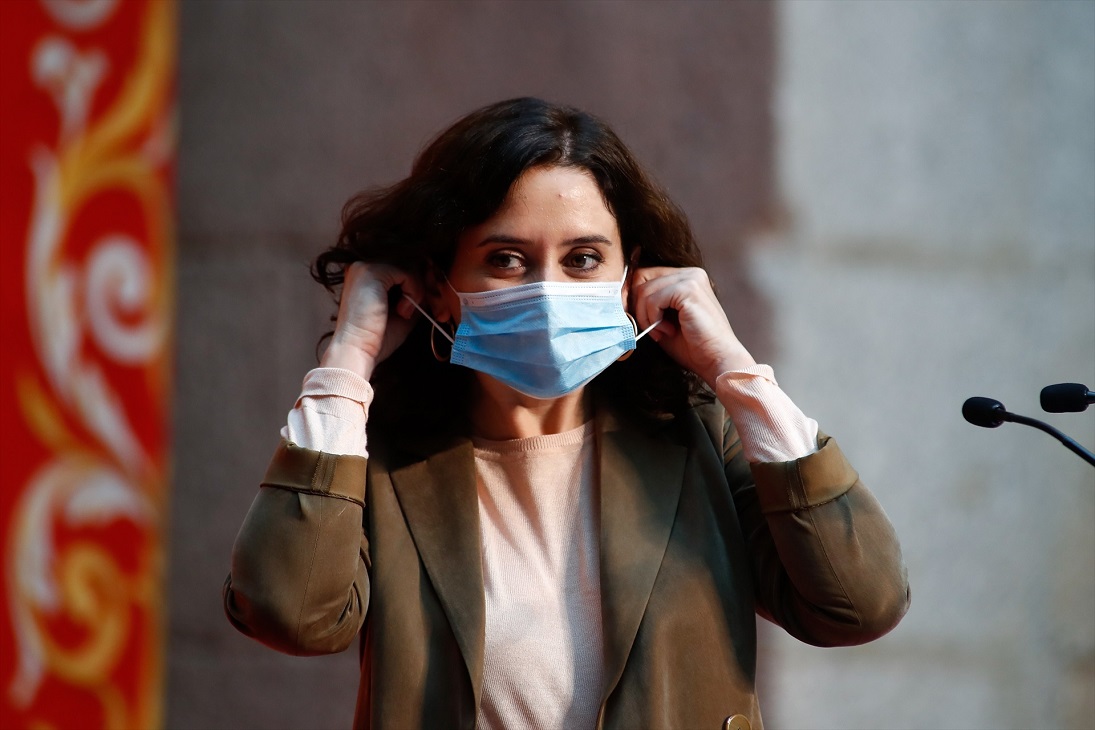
[223,439,371,655]
[717,413,911,647]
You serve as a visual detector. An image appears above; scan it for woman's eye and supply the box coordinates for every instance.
[487,252,523,269]
[567,252,603,270]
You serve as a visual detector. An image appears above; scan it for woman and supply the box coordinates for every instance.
[224,97,909,730]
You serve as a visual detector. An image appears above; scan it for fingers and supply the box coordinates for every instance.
[629,266,757,381]
[345,261,424,320]
[629,267,716,333]
[328,262,427,377]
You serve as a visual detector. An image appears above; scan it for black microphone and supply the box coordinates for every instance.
[962,397,1009,428]
[1040,382,1095,413]
[962,396,1095,467]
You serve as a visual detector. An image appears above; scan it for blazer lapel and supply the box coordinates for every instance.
[389,438,485,706]
[597,408,688,702]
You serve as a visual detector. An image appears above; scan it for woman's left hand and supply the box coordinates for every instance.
[629,267,756,387]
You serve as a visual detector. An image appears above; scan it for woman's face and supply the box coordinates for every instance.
[433,165,627,323]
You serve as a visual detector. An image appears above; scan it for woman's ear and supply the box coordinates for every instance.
[622,246,641,310]
[424,265,457,324]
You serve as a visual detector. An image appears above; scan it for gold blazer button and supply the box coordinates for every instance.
[723,714,751,730]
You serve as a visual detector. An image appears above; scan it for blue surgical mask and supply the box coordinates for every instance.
[406,268,658,399]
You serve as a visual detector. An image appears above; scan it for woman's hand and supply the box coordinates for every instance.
[629,267,756,387]
[320,262,423,380]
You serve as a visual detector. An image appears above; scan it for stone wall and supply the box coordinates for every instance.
[757,2,1095,727]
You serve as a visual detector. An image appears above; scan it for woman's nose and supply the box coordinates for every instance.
[519,259,565,283]
[539,262,569,283]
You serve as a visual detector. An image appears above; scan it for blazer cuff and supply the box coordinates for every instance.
[260,439,368,506]
[750,433,859,514]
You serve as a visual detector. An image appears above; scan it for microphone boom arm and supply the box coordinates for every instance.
[1004,411,1095,467]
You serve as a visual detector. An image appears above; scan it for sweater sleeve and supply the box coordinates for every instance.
[714,364,819,463]
[282,367,373,457]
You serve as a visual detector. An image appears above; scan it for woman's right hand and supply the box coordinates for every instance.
[320,262,423,380]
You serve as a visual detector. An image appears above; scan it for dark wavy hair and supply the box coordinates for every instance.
[313,97,712,433]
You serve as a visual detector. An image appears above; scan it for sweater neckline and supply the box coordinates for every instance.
[471,420,595,455]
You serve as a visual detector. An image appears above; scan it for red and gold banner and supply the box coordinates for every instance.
[1,1,175,728]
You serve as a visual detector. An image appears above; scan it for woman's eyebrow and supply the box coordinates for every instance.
[569,235,614,246]
[476,234,615,247]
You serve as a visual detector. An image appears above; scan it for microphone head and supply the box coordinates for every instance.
[1040,383,1091,413]
[963,397,1007,428]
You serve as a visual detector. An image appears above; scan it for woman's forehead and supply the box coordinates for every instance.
[486,167,616,228]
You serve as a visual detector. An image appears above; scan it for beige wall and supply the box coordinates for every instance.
[759,1,1095,728]
[170,3,776,728]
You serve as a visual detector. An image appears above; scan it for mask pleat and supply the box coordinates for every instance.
[449,273,636,399]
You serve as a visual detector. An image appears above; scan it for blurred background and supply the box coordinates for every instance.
[3,1,1093,728]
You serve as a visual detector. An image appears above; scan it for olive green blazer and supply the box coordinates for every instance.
[224,402,909,730]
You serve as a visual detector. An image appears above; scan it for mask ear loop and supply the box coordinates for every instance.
[403,294,456,362]
[402,294,455,344]
[635,319,661,342]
